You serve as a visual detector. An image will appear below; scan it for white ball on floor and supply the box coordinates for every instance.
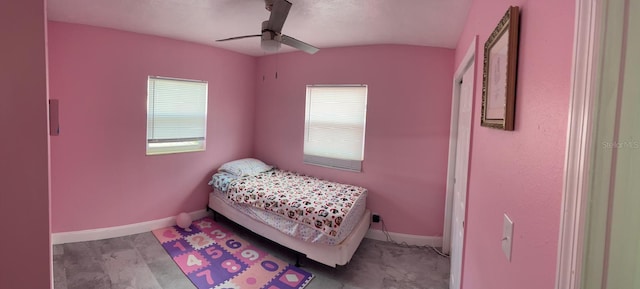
[176,212,192,229]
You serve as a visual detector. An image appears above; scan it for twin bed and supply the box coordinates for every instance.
[207,158,370,267]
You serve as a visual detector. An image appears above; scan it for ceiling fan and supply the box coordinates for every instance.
[217,0,319,54]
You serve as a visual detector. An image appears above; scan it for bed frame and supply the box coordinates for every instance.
[207,191,371,267]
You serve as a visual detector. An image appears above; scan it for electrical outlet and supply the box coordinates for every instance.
[372,213,380,223]
[502,214,514,261]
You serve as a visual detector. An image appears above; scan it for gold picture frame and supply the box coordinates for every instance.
[481,6,520,130]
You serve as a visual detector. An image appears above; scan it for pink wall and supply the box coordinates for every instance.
[0,0,52,288]
[455,1,574,289]
[48,22,256,232]
[253,45,454,236]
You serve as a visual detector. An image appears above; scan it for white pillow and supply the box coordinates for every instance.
[218,158,273,177]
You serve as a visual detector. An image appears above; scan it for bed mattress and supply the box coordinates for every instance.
[209,170,367,245]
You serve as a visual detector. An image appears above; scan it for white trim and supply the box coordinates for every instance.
[303,155,362,172]
[51,210,209,244]
[556,0,603,288]
[443,35,477,254]
[365,229,443,247]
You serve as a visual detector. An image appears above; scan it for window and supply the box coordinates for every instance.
[304,85,368,171]
[146,76,208,155]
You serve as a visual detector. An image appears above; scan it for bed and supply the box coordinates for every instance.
[207,158,370,267]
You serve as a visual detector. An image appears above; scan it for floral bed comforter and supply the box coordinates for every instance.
[226,169,367,237]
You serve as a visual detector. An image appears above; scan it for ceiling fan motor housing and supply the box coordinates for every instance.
[261,20,281,51]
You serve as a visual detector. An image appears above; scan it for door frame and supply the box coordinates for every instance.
[555,0,605,288]
[443,35,477,257]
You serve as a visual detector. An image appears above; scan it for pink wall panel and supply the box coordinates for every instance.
[0,0,51,287]
[455,1,575,289]
[48,22,256,232]
[253,45,454,236]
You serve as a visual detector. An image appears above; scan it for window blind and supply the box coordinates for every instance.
[147,76,208,155]
[304,85,367,171]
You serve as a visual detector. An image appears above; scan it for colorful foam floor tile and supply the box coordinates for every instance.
[152,217,314,289]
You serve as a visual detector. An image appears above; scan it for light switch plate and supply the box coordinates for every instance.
[502,214,514,261]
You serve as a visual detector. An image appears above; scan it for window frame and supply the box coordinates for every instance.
[303,84,368,172]
[146,76,208,155]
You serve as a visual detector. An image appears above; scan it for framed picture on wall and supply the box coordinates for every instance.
[481,6,520,131]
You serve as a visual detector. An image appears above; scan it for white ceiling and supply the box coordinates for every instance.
[47,0,472,56]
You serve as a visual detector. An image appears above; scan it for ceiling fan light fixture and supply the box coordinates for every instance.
[261,38,281,52]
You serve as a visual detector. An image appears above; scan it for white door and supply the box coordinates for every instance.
[580,1,640,288]
[449,64,474,289]
[556,1,640,288]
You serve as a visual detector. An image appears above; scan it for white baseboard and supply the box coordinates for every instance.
[365,229,443,247]
[52,210,209,245]
[52,210,442,248]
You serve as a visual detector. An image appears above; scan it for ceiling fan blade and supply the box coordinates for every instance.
[216,34,261,42]
[266,0,291,33]
[281,35,319,54]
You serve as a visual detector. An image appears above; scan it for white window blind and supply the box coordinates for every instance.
[304,85,367,171]
[146,76,208,155]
